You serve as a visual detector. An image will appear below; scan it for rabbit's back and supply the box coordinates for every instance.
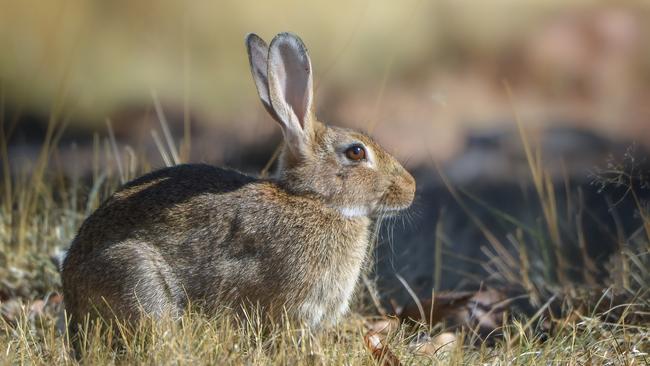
[70,164,254,250]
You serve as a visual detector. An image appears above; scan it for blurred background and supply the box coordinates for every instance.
[3,0,649,165]
[2,0,649,304]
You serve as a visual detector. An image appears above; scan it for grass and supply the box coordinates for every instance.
[1,295,648,364]
[0,90,649,364]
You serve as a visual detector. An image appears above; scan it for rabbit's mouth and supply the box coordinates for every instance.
[337,205,407,219]
[336,203,410,218]
[374,204,411,218]
[338,205,371,218]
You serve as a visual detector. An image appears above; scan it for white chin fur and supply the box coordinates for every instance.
[339,206,370,218]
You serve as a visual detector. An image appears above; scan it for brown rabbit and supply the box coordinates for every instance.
[61,32,415,330]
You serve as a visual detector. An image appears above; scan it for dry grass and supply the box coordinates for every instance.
[1,296,648,364]
[0,116,647,366]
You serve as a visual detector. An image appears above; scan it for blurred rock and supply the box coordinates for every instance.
[374,127,650,305]
[446,126,627,183]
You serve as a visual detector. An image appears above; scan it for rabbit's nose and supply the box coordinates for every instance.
[394,168,416,202]
[403,170,415,189]
[403,172,416,200]
[396,164,415,186]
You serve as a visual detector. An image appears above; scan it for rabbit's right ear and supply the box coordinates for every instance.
[246,33,280,122]
[267,32,315,156]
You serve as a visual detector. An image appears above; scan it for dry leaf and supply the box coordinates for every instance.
[367,317,400,335]
[411,332,457,356]
[464,288,507,335]
[364,331,402,366]
[28,299,45,320]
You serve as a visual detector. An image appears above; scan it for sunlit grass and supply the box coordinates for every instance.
[0,124,647,366]
[0,76,649,364]
[1,294,648,364]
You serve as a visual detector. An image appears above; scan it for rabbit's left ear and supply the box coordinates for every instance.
[245,33,280,122]
[267,32,315,154]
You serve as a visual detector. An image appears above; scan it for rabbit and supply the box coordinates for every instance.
[61,32,415,331]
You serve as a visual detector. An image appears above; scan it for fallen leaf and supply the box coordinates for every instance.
[46,292,63,306]
[463,288,508,341]
[364,331,402,366]
[366,317,400,335]
[410,332,457,356]
[29,299,45,320]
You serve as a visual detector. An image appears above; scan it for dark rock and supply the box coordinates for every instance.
[374,127,649,305]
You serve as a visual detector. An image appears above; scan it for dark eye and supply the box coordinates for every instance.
[345,145,366,161]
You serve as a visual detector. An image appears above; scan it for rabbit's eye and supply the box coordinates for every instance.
[345,145,366,161]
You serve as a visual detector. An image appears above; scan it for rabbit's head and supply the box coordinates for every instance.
[246,33,415,218]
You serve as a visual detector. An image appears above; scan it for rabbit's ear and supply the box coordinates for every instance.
[267,32,315,153]
[245,33,280,121]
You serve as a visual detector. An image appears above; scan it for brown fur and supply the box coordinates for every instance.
[62,32,415,330]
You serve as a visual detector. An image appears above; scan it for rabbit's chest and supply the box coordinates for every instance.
[298,221,370,326]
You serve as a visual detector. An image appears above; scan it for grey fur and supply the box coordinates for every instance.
[62,33,415,330]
